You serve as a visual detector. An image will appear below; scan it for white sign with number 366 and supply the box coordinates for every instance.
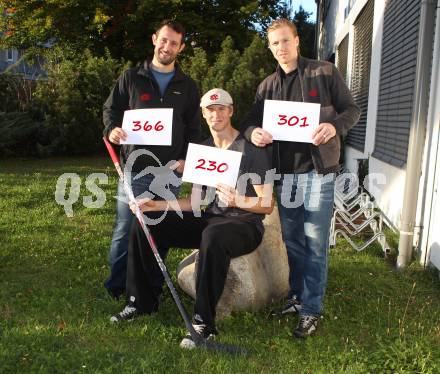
[262,100,320,143]
[120,108,173,145]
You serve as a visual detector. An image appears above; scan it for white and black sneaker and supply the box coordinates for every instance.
[110,297,142,323]
[272,295,302,316]
[180,316,218,349]
[294,315,319,338]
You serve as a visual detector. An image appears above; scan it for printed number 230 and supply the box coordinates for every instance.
[196,159,228,173]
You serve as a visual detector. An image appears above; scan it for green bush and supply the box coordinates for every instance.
[0,74,28,113]
[32,48,124,155]
[0,111,41,157]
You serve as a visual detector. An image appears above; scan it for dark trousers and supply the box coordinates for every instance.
[126,211,263,328]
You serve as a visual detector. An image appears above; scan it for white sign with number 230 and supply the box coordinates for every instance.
[182,143,242,188]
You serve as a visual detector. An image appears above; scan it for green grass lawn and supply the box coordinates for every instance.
[1,156,440,373]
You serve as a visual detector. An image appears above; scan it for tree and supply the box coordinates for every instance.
[0,0,110,53]
[0,0,291,62]
[226,34,275,125]
[183,34,275,130]
[292,5,316,58]
[179,47,208,93]
[202,36,241,94]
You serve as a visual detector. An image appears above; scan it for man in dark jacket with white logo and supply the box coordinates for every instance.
[102,20,201,299]
[242,19,360,338]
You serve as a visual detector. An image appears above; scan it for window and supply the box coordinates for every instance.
[6,49,14,61]
[336,35,349,84]
[346,0,374,152]
[372,0,423,167]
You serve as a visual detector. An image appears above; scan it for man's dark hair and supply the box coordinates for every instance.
[155,20,186,43]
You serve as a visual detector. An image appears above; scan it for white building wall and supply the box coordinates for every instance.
[367,158,406,228]
[344,146,362,174]
[361,0,405,228]
[319,0,440,266]
[321,0,408,229]
[418,0,440,266]
[364,0,385,156]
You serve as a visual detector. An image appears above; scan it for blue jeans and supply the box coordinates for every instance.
[104,171,181,298]
[275,170,335,316]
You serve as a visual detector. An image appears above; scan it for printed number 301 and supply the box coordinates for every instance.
[277,115,310,127]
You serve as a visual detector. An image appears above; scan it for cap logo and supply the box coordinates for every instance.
[210,94,219,101]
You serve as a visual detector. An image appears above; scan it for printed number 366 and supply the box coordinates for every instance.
[132,120,164,131]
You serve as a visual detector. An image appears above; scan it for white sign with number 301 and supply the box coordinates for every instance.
[120,108,173,145]
[262,100,320,143]
[182,143,242,188]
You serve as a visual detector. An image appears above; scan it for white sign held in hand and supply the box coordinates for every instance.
[120,108,173,145]
[182,143,242,188]
[262,100,320,143]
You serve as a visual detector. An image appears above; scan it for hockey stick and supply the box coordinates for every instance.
[103,137,246,355]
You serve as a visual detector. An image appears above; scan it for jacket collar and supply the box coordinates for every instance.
[275,55,305,78]
[297,55,307,74]
[137,59,186,81]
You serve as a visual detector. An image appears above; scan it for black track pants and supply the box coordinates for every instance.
[126,211,263,328]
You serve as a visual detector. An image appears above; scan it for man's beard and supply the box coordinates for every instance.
[155,49,176,65]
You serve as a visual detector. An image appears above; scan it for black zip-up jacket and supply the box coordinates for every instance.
[103,61,201,172]
[242,56,360,174]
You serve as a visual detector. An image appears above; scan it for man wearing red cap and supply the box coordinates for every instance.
[110,88,274,349]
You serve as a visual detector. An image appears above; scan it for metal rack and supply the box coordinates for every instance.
[330,173,391,255]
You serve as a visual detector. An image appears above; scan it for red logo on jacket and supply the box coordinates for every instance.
[309,88,318,97]
[140,93,151,101]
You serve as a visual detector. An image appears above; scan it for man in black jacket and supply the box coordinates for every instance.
[102,20,201,299]
[242,19,360,338]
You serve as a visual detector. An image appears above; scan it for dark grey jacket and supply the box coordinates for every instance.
[242,56,360,174]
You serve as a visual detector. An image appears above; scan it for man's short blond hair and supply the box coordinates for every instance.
[267,18,298,36]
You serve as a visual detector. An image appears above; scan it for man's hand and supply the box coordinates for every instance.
[216,183,237,207]
[130,198,156,213]
[312,123,336,146]
[109,127,127,145]
[171,159,185,174]
[251,127,273,147]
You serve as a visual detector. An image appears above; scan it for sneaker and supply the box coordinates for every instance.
[180,317,218,349]
[294,315,319,338]
[110,297,142,323]
[272,296,302,316]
